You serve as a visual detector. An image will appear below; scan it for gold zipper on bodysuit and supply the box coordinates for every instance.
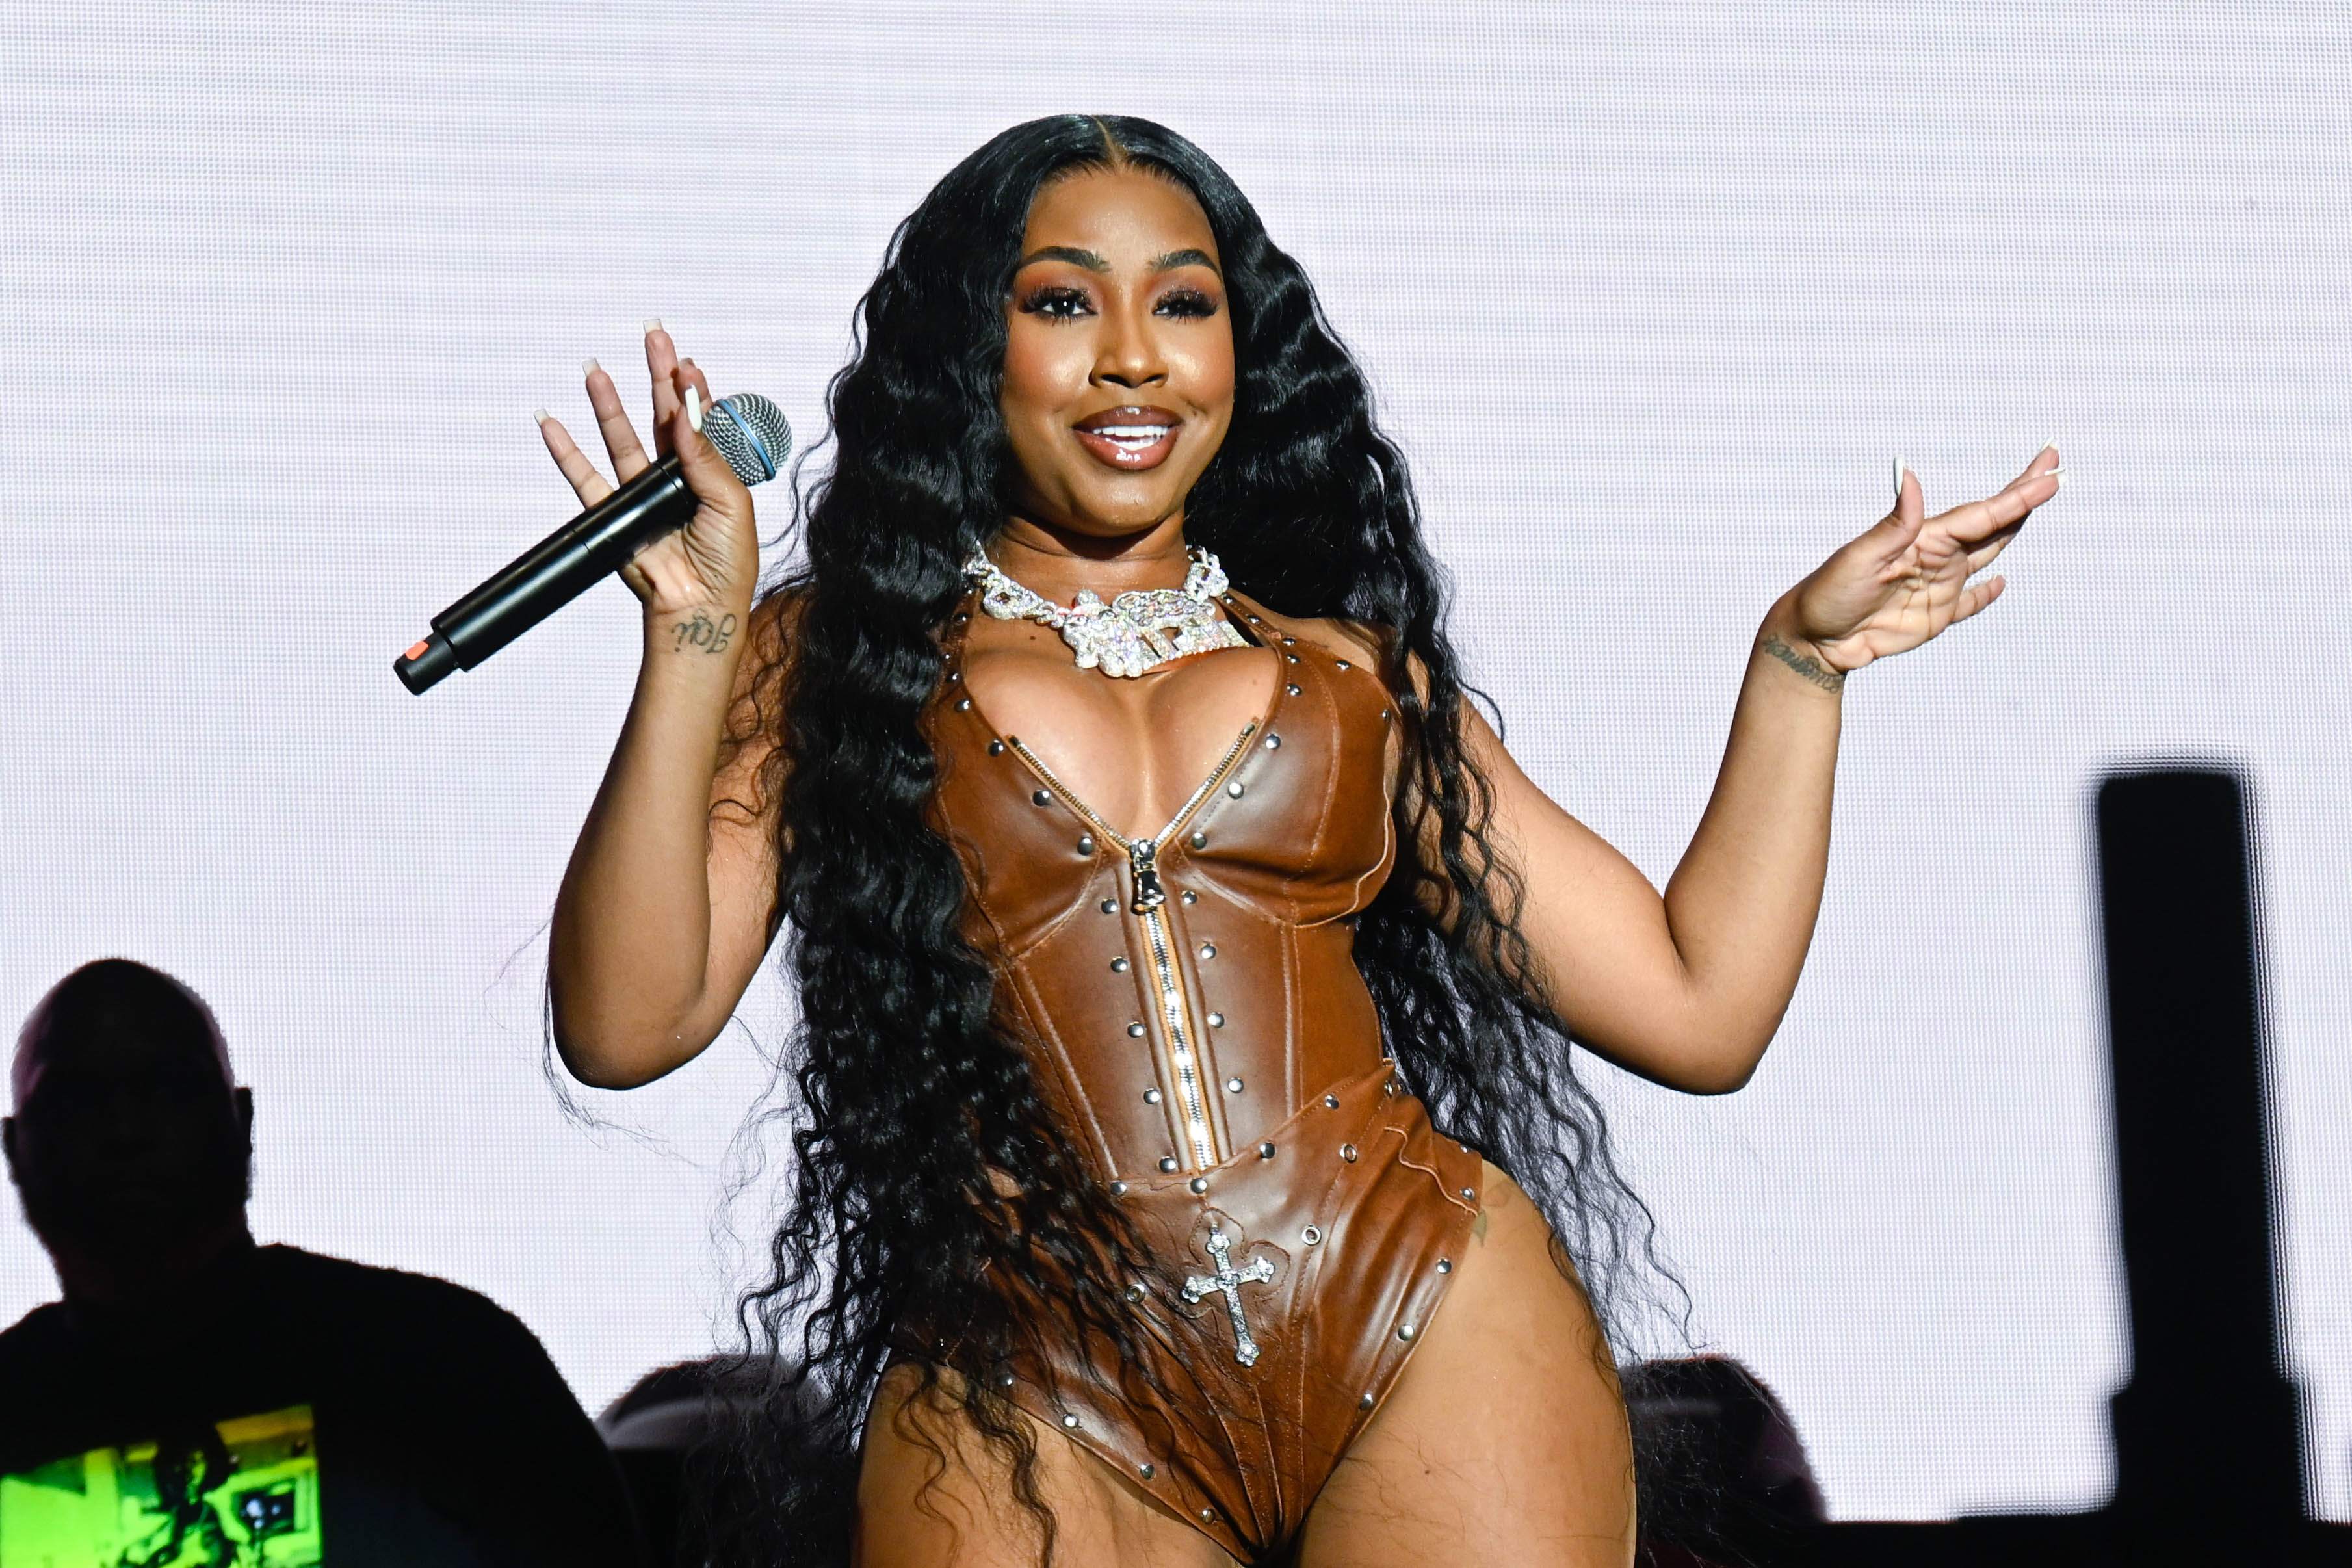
[1006,724,1259,1170]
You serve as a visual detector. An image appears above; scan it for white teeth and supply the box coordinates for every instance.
[1090,425,1171,441]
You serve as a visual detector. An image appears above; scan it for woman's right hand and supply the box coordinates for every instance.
[536,320,760,620]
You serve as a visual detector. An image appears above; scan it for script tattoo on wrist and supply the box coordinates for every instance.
[671,609,738,656]
[1762,634,1845,692]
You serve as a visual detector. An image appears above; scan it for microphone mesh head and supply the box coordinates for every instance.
[703,393,792,486]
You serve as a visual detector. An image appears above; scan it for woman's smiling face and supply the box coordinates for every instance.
[999,164,1236,543]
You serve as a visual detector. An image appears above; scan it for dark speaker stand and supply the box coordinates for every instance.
[1788,769,2345,1565]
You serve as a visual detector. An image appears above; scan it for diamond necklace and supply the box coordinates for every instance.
[962,545,1249,679]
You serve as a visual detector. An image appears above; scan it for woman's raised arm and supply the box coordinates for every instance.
[542,324,780,1088]
[1467,446,2062,1093]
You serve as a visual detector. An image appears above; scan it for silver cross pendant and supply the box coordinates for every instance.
[1182,1225,1278,1367]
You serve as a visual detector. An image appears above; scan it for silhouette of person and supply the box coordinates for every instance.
[1624,1355,1825,1567]
[0,958,646,1566]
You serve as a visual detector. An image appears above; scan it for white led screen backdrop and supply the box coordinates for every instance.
[3,3,2346,1522]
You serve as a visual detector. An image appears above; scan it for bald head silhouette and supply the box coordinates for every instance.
[4,960,253,1310]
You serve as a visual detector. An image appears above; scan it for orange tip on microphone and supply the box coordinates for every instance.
[405,640,432,660]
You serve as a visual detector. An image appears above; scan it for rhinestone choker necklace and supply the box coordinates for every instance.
[963,546,1249,679]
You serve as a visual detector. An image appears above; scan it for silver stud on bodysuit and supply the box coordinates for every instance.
[1143,1088,1162,1105]
[1159,1156,1180,1173]
[1188,1176,1208,1194]
[1128,1021,1146,1037]
[1225,1077,1244,1093]
[1031,789,1051,807]
[1111,957,1129,973]
[1324,1094,1340,1109]
[1341,1143,1358,1162]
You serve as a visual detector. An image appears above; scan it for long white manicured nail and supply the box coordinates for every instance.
[582,357,600,379]
[643,317,664,334]
[1892,457,1905,501]
[683,383,704,434]
[532,408,549,424]
[2040,438,2058,454]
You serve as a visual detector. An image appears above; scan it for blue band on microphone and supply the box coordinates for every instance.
[714,397,778,482]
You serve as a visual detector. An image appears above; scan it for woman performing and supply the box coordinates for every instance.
[539,116,2058,1567]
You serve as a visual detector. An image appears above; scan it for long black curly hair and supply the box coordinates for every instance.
[699,114,1665,1567]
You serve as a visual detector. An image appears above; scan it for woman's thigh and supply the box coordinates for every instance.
[1298,1162,1637,1568]
[854,1361,1240,1568]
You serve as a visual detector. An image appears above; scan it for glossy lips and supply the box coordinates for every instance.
[1073,405,1181,470]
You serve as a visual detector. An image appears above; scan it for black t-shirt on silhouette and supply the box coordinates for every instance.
[0,1244,643,1567]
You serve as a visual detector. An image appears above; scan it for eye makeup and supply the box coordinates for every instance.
[1155,287,1219,319]
[1019,285,1095,319]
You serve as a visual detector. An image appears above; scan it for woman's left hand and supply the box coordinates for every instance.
[1778,445,2063,674]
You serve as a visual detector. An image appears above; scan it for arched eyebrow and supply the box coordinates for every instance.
[1150,248,1221,277]
[1011,246,1222,278]
[1016,245,1110,272]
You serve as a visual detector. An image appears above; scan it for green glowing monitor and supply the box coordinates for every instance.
[0,1405,321,1567]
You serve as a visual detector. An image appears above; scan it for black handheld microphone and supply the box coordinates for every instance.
[395,393,791,694]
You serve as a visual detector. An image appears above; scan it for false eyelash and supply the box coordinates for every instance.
[1156,289,1218,317]
[1019,286,1093,319]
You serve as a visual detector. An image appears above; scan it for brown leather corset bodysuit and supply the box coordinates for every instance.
[930,590,1481,1558]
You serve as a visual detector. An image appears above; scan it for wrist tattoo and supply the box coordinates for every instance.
[1762,634,1844,691]
[671,608,739,655]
